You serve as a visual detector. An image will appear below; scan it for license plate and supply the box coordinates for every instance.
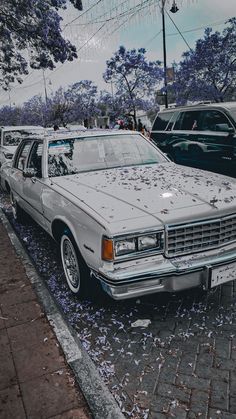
[211,262,236,288]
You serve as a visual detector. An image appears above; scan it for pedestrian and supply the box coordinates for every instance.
[53,124,59,131]
[119,120,125,130]
[137,118,143,132]
[192,120,198,130]
[127,119,134,131]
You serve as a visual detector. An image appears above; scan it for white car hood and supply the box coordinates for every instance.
[52,163,236,226]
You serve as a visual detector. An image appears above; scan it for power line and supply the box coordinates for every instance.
[0,0,233,106]
[166,18,232,36]
[64,0,136,26]
[145,29,162,46]
[62,0,104,29]
[0,0,157,103]
[165,7,192,50]
[98,0,157,40]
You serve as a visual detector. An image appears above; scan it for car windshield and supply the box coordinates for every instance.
[48,134,166,177]
[3,129,44,146]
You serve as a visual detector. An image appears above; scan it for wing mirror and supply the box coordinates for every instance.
[23,168,38,178]
[227,127,235,135]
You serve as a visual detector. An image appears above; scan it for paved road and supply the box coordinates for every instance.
[1,191,236,419]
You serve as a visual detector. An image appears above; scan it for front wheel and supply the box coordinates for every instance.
[60,232,103,300]
[60,232,107,301]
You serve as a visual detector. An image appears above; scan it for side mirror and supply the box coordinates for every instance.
[215,124,235,134]
[23,168,38,178]
[227,127,235,135]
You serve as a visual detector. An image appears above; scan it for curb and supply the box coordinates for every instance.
[0,208,125,419]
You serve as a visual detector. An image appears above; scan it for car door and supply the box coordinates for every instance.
[167,110,202,165]
[10,140,33,209]
[190,109,235,176]
[0,129,4,167]
[22,140,46,228]
[150,110,177,157]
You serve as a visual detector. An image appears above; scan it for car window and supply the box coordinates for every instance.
[200,110,233,131]
[152,111,175,131]
[48,134,167,177]
[15,141,32,171]
[27,141,43,177]
[174,111,201,130]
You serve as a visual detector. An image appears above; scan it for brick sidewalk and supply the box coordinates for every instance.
[0,221,91,419]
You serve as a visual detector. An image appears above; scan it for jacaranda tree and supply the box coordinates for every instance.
[0,105,21,125]
[49,87,72,127]
[66,80,100,126]
[103,46,163,128]
[0,0,82,90]
[21,95,49,126]
[171,18,236,104]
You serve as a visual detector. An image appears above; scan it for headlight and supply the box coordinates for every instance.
[115,238,136,256]
[138,234,158,251]
[102,231,164,261]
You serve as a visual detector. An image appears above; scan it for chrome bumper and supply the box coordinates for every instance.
[94,244,236,300]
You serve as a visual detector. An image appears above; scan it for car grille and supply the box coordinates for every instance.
[166,214,236,257]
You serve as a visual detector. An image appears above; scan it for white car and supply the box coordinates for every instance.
[7,130,236,300]
[0,125,44,167]
[0,161,12,192]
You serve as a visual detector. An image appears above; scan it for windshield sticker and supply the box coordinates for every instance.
[48,143,71,155]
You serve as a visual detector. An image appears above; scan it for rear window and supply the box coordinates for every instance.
[152,111,175,131]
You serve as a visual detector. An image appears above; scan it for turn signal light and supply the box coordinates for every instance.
[102,238,114,261]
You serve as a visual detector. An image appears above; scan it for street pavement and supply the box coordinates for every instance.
[1,190,236,418]
[0,218,91,419]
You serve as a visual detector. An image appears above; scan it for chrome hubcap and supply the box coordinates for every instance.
[62,236,80,291]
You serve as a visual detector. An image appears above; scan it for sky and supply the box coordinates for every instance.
[0,0,235,107]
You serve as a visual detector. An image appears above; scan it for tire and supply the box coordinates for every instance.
[60,232,102,299]
[10,192,28,224]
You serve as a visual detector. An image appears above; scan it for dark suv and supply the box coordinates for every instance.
[151,102,236,177]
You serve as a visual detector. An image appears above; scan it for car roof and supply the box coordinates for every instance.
[159,101,236,113]
[0,125,44,131]
[45,129,138,141]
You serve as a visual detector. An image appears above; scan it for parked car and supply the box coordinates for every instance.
[0,125,44,167]
[0,161,12,193]
[7,130,236,300]
[151,102,236,177]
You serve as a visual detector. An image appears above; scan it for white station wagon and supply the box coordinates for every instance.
[7,131,236,300]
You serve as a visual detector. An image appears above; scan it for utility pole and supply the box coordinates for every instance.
[43,70,48,105]
[8,90,12,109]
[161,0,168,109]
[110,80,115,110]
[161,0,179,109]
